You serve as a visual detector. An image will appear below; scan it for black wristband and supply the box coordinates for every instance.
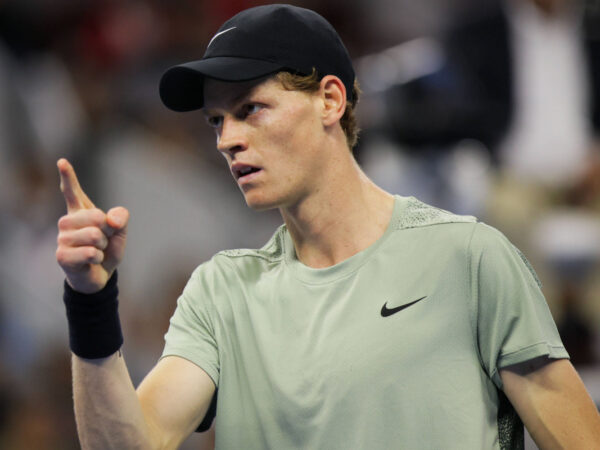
[63,271,123,359]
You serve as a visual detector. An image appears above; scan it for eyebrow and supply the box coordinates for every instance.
[203,78,270,113]
[203,90,250,117]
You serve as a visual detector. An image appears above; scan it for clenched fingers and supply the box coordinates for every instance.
[58,208,116,238]
[57,227,109,250]
[56,246,105,271]
[56,219,109,272]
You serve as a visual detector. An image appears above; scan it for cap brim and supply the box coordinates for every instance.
[159,57,284,112]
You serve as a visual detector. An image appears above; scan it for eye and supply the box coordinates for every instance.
[240,103,263,118]
[205,115,223,128]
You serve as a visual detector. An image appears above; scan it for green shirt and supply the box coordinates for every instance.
[162,195,568,449]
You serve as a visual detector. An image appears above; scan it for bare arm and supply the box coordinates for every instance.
[56,159,214,448]
[137,356,216,448]
[500,357,600,449]
[73,352,152,449]
[73,353,215,449]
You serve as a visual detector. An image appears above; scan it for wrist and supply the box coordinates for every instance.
[63,271,123,358]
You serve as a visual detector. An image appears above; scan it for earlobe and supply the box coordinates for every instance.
[320,76,347,127]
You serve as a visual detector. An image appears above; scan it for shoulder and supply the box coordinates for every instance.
[394,196,478,231]
[466,221,543,289]
[467,220,527,264]
[390,197,528,265]
[393,196,517,250]
[376,197,481,267]
[176,226,286,313]
[216,224,286,263]
[188,224,287,285]
[392,196,479,248]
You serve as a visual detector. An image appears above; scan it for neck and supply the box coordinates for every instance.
[280,156,394,269]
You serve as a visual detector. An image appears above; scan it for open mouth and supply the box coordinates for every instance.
[233,164,261,180]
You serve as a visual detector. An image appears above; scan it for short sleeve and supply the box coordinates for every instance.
[161,264,220,387]
[469,223,568,389]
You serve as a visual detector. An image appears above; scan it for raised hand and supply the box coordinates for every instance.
[56,158,129,294]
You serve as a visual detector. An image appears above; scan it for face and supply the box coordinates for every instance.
[203,76,327,211]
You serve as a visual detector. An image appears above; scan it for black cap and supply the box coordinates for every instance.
[159,4,355,112]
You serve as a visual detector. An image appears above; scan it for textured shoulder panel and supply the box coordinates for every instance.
[394,196,477,230]
[217,224,286,262]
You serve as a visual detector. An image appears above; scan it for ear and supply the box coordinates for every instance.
[319,75,347,127]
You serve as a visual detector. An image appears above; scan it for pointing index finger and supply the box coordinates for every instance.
[57,158,95,213]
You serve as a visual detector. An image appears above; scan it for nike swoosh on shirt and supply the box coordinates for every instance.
[380,296,427,317]
[208,27,237,48]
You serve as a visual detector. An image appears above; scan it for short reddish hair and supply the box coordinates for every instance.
[276,69,361,150]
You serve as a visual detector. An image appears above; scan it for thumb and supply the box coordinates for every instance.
[106,206,129,232]
[102,206,129,274]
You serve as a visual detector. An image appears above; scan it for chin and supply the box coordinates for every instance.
[242,192,280,212]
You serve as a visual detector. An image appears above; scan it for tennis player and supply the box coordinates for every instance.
[56,4,600,449]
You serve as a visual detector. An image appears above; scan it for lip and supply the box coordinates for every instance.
[231,162,263,184]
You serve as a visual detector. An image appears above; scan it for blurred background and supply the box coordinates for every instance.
[0,0,598,448]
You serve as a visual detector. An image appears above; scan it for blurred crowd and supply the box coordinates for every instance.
[0,0,598,448]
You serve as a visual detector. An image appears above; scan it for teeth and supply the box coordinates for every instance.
[240,167,253,175]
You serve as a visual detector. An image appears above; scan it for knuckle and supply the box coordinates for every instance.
[55,247,64,262]
[85,247,103,263]
[97,236,108,250]
[85,247,97,259]
[56,247,72,266]
[73,208,102,224]
[91,208,106,222]
[89,227,104,244]
[57,215,71,230]
[57,232,68,246]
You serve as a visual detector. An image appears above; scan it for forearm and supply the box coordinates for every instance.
[56,161,198,449]
[72,351,156,450]
[501,358,600,449]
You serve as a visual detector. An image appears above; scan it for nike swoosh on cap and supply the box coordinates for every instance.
[208,27,237,48]
[380,296,427,317]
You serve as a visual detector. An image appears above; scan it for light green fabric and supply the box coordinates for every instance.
[162,195,567,449]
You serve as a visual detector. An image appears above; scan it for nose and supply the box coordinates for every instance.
[216,115,248,156]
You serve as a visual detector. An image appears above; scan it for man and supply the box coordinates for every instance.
[56,4,600,449]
